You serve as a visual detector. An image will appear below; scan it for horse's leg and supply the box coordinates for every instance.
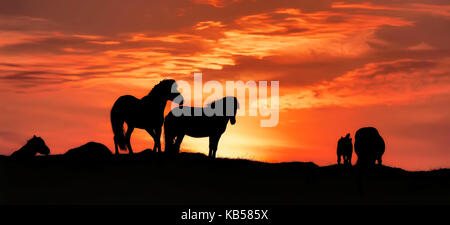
[337,154,341,165]
[208,136,213,158]
[114,140,119,155]
[209,134,221,159]
[151,131,158,152]
[125,126,135,154]
[146,128,162,153]
[377,155,382,165]
[174,134,185,154]
[214,135,222,158]
[164,130,174,153]
[145,128,157,152]
[154,127,162,153]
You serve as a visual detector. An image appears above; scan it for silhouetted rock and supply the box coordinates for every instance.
[64,142,112,160]
[337,133,353,166]
[111,79,183,155]
[10,135,50,159]
[164,96,239,158]
[354,127,385,166]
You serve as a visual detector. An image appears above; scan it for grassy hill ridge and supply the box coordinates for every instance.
[1,152,449,204]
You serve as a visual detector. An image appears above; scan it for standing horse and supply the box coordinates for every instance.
[337,133,353,166]
[164,96,239,158]
[354,127,385,166]
[11,135,50,159]
[110,79,183,155]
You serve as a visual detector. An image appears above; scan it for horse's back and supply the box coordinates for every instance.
[64,142,112,160]
[354,127,385,162]
[166,106,229,137]
[337,138,352,155]
[112,95,140,108]
[355,127,384,151]
[111,95,141,119]
[10,149,34,159]
[10,150,21,158]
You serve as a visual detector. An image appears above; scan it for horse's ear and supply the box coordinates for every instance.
[33,135,36,138]
[210,102,215,108]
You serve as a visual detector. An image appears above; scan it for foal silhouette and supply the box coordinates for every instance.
[110,79,183,154]
[337,133,352,165]
[11,135,50,159]
[164,96,239,158]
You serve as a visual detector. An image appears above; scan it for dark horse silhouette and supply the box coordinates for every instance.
[64,142,112,160]
[11,135,50,159]
[337,133,353,165]
[354,127,385,166]
[164,96,239,158]
[110,79,183,154]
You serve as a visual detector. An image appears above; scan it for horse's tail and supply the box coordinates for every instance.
[111,110,126,150]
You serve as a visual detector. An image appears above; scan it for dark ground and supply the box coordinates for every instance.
[0,152,449,205]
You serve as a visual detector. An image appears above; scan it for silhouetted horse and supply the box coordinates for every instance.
[337,133,353,165]
[110,79,183,155]
[164,96,239,158]
[354,127,385,166]
[64,142,112,160]
[11,135,50,159]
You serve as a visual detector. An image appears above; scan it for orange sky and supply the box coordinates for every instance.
[1,0,450,170]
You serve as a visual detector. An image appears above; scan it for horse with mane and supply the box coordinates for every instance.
[11,135,50,159]
[164,96,239,158]
[110,79,183,154]
[337,133,353,166]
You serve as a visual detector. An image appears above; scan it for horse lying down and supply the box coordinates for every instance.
[11,135,50,159]
[164,96,239,158]
[64,142,112,160]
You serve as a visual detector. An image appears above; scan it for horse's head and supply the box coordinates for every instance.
[151,79,184,105]
[209,96,239,125]
[28,135,50,155]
